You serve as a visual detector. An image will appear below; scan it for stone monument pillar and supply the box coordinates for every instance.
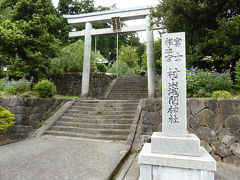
[139,32,216,180]
[81,21,92,98]
[146,16,156,98]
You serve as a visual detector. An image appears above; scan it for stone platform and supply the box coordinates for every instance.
[139,143,216,180]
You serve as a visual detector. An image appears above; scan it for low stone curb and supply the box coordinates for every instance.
[31,100,75,138]
[103,78,118,99]
[107,100,143,180]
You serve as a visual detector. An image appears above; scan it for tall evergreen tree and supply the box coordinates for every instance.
[0,0,63,80]
[152,0,240,71]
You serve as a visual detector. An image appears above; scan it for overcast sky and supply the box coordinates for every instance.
[51,0,161,42]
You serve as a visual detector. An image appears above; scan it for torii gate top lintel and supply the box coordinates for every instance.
[63,5,163,38]
[63,5,154,25]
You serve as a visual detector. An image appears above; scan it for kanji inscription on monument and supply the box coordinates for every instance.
[162,32,187,137]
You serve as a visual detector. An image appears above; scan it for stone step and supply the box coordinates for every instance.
[67,109,136,115]
[45,130,128,141]
[110,89,148,91]
[49,126,130,135]
[60,116,133,124]
[107,95,148,99]
[114,81,147,83]
[74,100,139,103]
[63,113,135,119]
[107,97,146,100]
[73,102,138,108]
[108,92,148,95]
[114,80,147,82]
[112,86,148,91]
[55,121,131,129]
[69,106,137,111]
[114,86,147,88]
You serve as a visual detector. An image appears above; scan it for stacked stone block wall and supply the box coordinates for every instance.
[0,97,68,139]
[139,98,240,166]
[49,72,115,98]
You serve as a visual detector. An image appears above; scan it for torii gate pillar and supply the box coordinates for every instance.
[146,16,155,98]
[81,22,92,98]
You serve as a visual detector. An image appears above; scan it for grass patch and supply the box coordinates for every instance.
[0,91,12,98]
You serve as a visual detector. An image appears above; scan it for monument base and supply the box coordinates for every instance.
[139,143,216,180]
[151,132,200,156]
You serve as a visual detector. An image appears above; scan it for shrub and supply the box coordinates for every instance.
[235,60,240,88]
[51,40,101,73]
[0,106,15,132]
[96,63,107,73]
[19,91,31,98]
[211,91,232,99]
[67,64,81,72]
[187,69,232,97]
[5,79,31,95]
[0,78,8,91]
[34,80,57,98]
[107,61,136,77]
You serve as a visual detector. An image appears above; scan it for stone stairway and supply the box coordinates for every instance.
[107,76,148,100]
[45,100,138,141]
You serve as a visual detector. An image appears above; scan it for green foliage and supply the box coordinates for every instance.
[96,64,107,73]
[58,0,95,14]
[235,61,240,88]
[0,0,63,81]
[211,91,232,99]
[187,69,232,97]
[0,106,15,132]
[107,61,136,77]
[0,78,8,91]
[141,40,162,74]
[33,80,57,98]
[19,91,31,98]
[5,79,31,95]
[204,15,240,78]
[119,46,138,68]
[51,40,100,73]
[152,0,240,77]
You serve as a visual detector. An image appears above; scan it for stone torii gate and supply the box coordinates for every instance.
[63,6,164,98]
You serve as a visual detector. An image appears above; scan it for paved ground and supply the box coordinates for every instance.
[0,136,129,180]
[122,154,240,180]
[1,136,240,180]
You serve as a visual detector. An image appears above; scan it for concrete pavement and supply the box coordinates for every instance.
[0,136,129,180]
[1,136,240,180]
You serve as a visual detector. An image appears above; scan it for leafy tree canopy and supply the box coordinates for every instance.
[152,0,240,80]
[119,45,138,68]
[0,0,63,81]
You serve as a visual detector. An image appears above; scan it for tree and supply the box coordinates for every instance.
[0,0,63,81]
[151,0,240,70]
[58,0,95,15]
[142,40,162,74]
[107,60,136,77]
[51,39,103,73]
[119,46,138,68]
[199,15,240,81]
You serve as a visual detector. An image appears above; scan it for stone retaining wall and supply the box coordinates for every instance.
[0,97,68,139]
[139,98,240,166]
[49,72,115,98]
